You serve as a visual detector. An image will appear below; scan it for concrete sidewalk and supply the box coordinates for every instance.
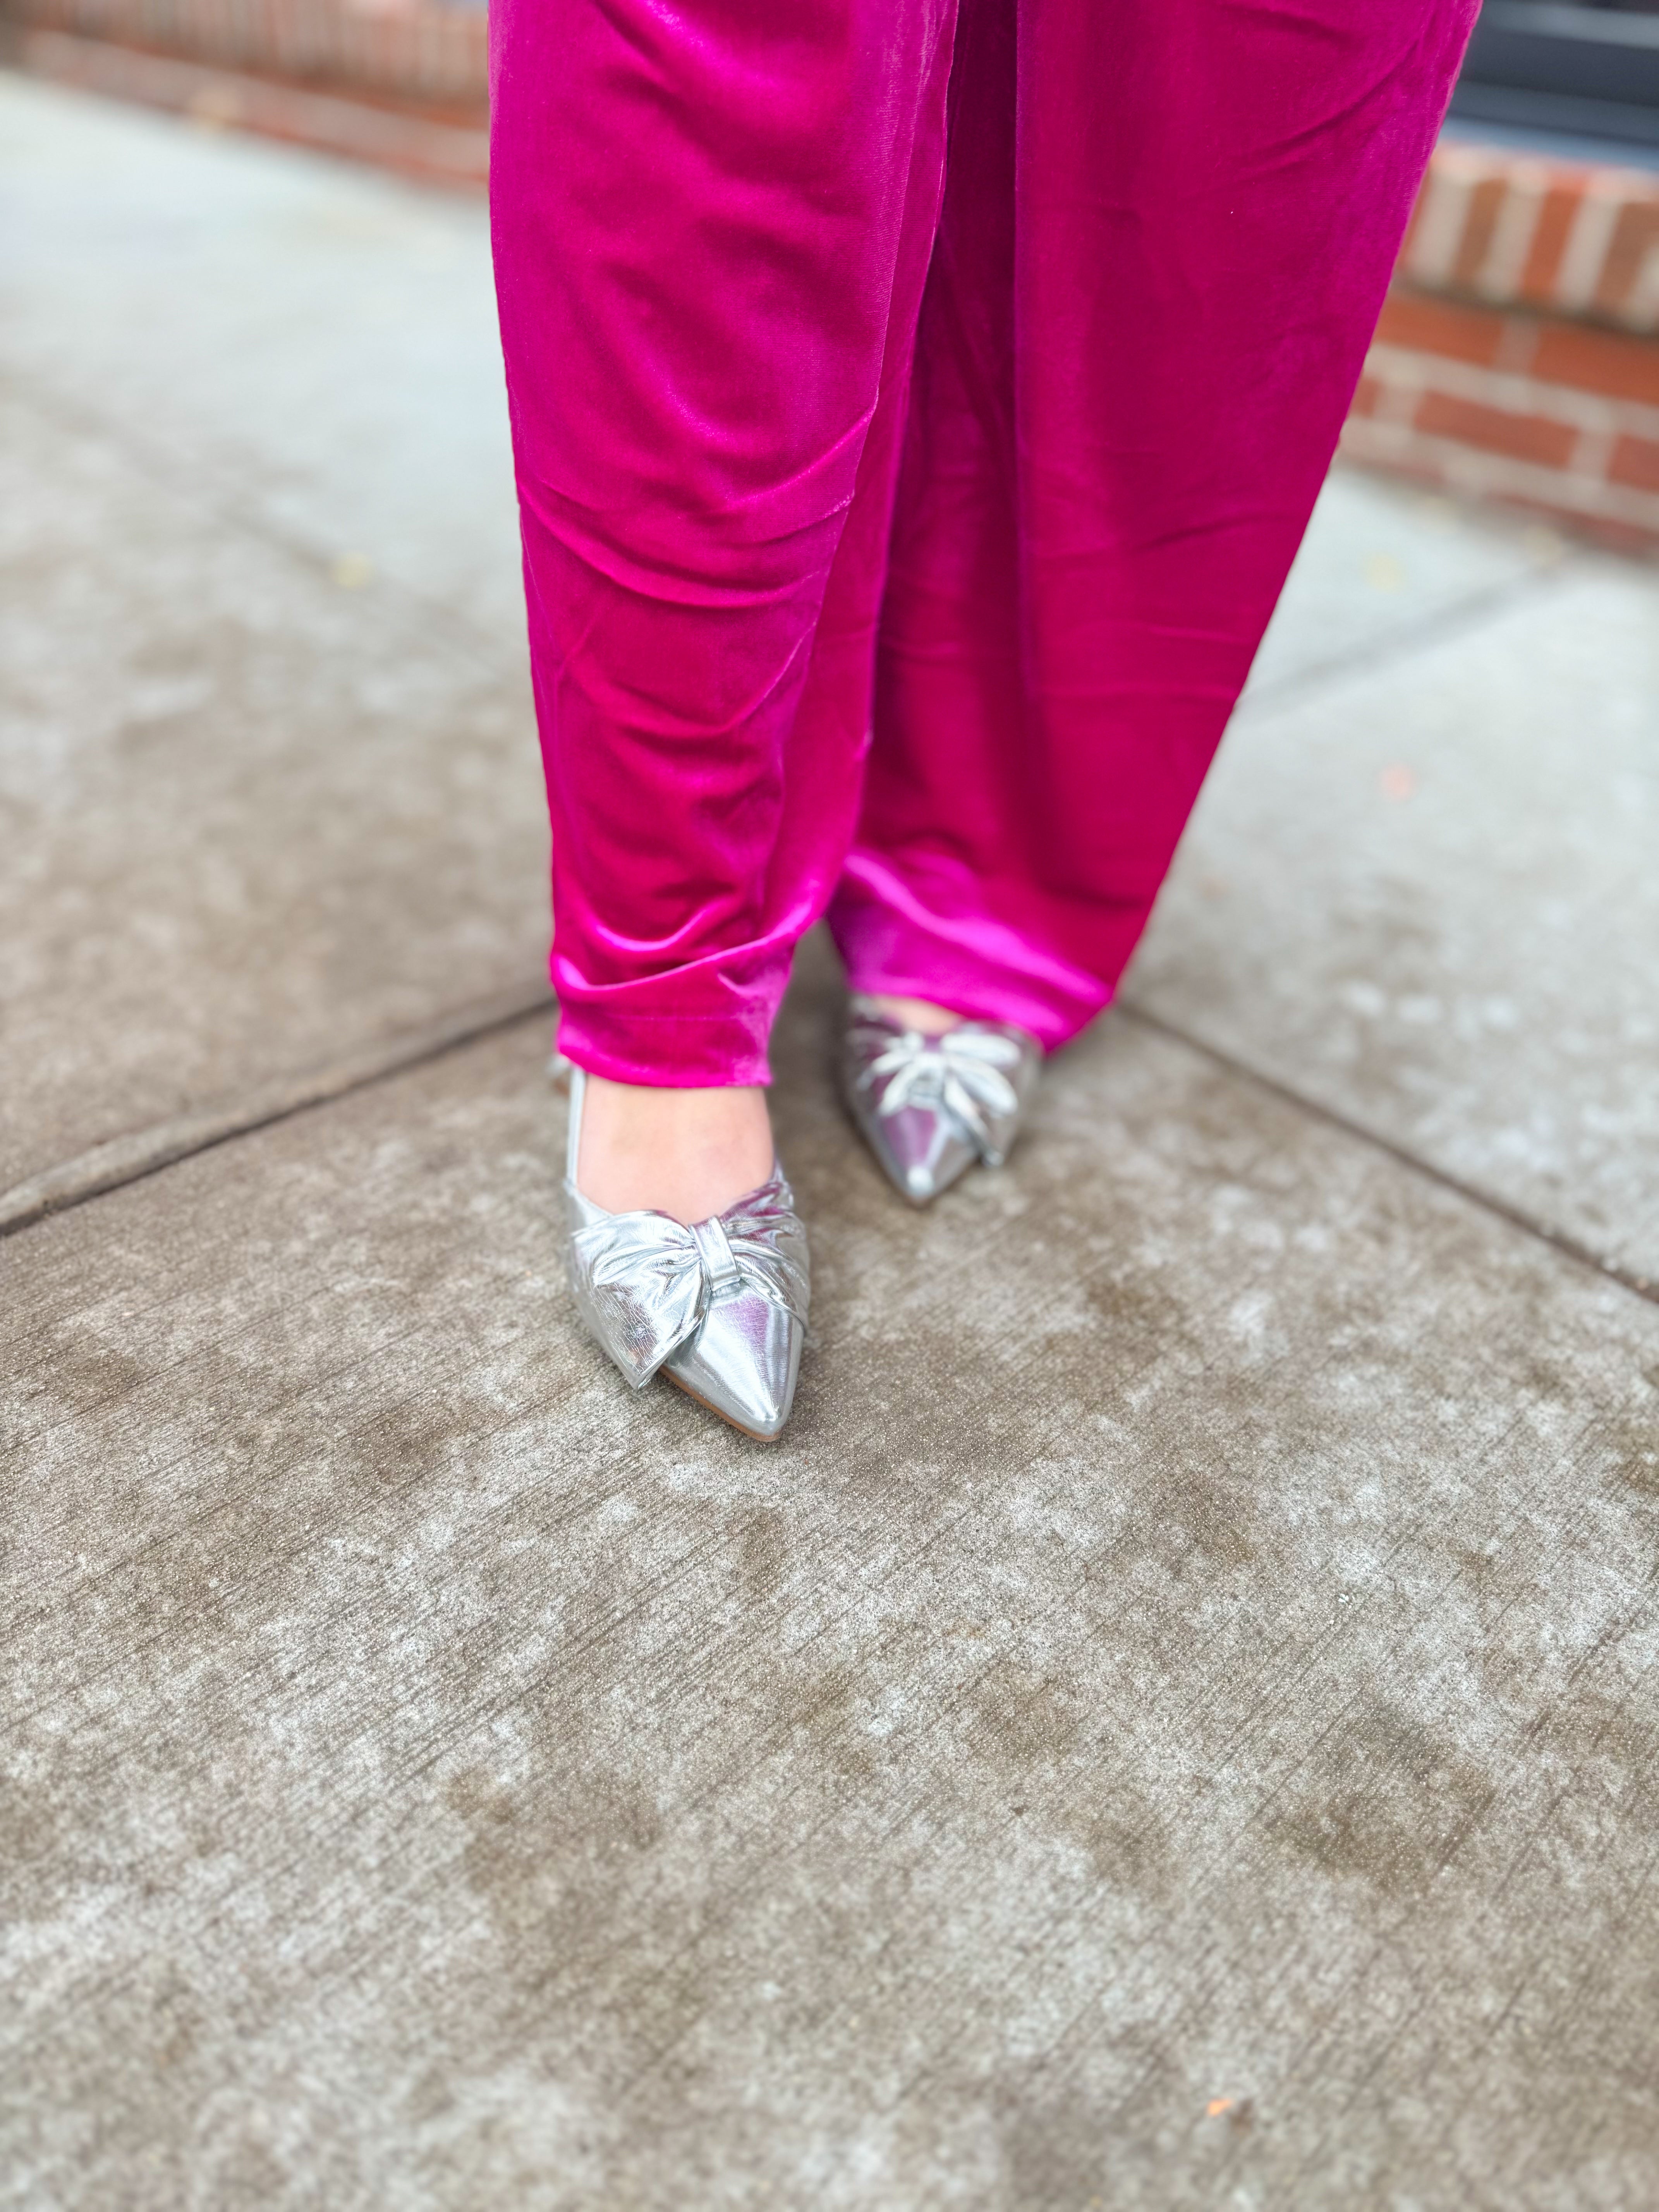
[4,76,1659,2211]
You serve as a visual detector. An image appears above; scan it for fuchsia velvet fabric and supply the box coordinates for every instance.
[489,0,1476,1086]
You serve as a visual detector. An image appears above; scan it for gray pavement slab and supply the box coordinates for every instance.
[6,945,1659,2208]
[1246,465,1567,704]
[0,383,546,1193]
[1130,553,1659,1288]
[0,74,520,651]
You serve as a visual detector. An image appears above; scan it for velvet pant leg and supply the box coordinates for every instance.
[490,0,1476,1085]
[828,0,1479,1048]
[489,0,958,1085]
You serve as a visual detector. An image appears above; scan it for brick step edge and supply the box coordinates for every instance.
[4,0,486,104]
[0,22,487,184]
[1407,137,1659,335]
[1346,282,1659,551]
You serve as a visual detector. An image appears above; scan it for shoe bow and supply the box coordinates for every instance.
[567,1174,809,1390]
[855,1025,1025,1159]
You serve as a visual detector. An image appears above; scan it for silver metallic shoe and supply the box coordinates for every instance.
[563,1069,809,1441]
[842,999,1042,1206]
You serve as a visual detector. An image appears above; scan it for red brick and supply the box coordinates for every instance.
[1451,177,1508,290]
[1399,189,1432,268]
[1530,321,1659,407]
[10,28,488,184]
[1350,373,1384,418]
[1414,391,1577,469]
[1609,433,1659,496]
[1520,183,1585,304]
[9,0,490,103]
[1599,203,1659,323]
[1376,289,1508,368]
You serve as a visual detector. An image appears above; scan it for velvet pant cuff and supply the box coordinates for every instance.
[828,855,1112,1054]
[552,966,785,1089]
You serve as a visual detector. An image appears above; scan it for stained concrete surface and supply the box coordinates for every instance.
[5,70,1659,2212]
[0,383,544,1191]
[9,958,1659,2210]
[7,69,1654,1259]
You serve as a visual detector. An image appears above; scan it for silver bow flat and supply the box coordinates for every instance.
[842,999,1042,1205]
[563,1069,809,1441]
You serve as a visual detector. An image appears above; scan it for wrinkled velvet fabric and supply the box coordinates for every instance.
[489,0,1477,1084]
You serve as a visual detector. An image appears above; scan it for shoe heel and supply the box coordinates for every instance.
[565,1064,586,1191]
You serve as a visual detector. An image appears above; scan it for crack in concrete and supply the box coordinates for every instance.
[1,382,1637,1299]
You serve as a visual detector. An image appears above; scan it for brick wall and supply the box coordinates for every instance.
[0,0,487,183]
[3,0,486,108]
[1344,141,1659,547]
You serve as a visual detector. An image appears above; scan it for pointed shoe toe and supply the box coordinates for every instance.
[664,1288,804,1441]
[860,1100,978,1206]
[842,1003,1042,1206]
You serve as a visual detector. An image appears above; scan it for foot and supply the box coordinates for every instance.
[574,1075,775,1224]
[843,1002,1043,1204]
[862,994,963,1036]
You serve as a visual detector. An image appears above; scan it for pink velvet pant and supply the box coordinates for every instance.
[489,0,1475,1086]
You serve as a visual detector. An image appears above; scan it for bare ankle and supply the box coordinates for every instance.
[574,1075,775,1224]
[863,994,963,1036]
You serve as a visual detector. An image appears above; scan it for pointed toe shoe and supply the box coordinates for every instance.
[563,1070,810,1441]
[842,1000,1041,1206]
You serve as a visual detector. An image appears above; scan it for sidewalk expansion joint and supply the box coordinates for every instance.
[1234,554,1582,724]
[0,983,554,1237]
[10,983,1650,1318]
[1118,999,1658,1310]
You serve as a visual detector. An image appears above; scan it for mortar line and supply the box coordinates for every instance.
[1116,999,1659,1307]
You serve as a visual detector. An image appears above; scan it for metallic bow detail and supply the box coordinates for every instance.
[567,1173,809,1391]
[852,1022,1027,1159]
